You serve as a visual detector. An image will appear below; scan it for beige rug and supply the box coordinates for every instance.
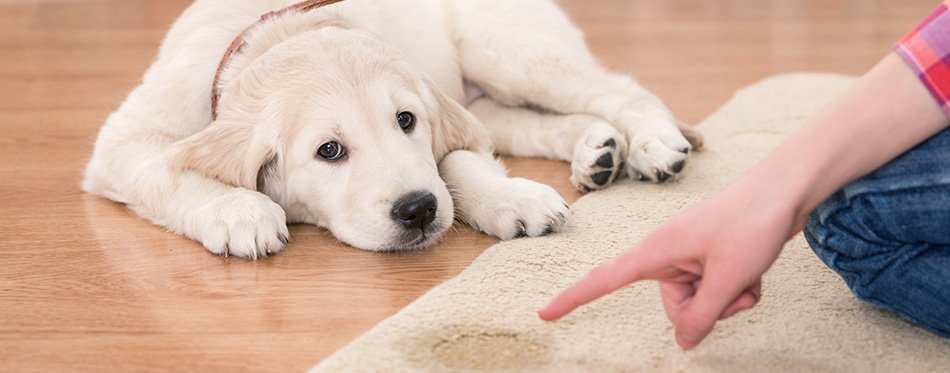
[311,74,950,372]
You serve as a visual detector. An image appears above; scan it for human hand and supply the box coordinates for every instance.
[540,52,950,350]
[538,178,802,349]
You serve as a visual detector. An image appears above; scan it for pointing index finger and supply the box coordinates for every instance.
[538,242,666,321]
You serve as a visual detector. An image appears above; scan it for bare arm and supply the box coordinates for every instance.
[773,52,949,230]
[539,52,950,349]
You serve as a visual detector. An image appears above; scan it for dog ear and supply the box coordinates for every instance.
[166,119,277,191]
[428,86,494,161]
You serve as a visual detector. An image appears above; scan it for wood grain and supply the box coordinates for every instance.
[0,0,935,371]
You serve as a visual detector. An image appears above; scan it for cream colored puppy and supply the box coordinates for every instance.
[83,0,699,259]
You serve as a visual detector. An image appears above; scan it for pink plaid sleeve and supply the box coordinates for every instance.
[894,0,950,118]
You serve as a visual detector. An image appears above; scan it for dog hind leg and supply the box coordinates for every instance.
[453,0,700,184]
[467,97,627,192]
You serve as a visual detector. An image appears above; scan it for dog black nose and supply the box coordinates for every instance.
[391,191,437,230]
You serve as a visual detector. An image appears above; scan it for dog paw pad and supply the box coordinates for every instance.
[571,122,628,193]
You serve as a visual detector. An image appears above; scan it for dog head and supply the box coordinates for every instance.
[168,25,491,251]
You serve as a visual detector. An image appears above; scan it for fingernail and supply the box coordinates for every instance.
[676,333,697,350]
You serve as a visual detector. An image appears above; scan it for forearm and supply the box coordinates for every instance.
[743,53,949,229]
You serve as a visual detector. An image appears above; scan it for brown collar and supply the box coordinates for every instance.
[211,0,347,120]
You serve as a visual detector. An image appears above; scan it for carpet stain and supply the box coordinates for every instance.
[431,329,551,370]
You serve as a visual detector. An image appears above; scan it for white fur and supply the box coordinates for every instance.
[83,0,698,258]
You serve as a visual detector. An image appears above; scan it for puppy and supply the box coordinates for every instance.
[83,0,700,259]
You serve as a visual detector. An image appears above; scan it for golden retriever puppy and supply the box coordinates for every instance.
[83,0,700,259]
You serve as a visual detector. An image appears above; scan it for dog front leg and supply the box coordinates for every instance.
[157,170,290,259]
[84,136,289,260]
[439,150,570,240]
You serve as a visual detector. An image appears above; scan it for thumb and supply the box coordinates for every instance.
[673,303,720,349]
[672,269,747,349]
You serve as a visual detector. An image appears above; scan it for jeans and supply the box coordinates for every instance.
[803,128,950,338]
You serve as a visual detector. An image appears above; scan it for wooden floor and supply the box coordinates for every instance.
[0,0,936,371]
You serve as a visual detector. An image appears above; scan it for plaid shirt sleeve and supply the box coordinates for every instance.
[894,0,950,118]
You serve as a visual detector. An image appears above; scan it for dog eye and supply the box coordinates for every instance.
[397,111,415,133]
[316,141,345,161]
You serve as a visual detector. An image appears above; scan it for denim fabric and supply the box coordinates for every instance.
[804,128,950,338]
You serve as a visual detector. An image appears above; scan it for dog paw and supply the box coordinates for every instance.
[624,119,693,183]
[466,178,570,240]
[188,189,289,259]
[570,122,628,193]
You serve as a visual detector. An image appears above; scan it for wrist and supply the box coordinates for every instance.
[733,133,827,235]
